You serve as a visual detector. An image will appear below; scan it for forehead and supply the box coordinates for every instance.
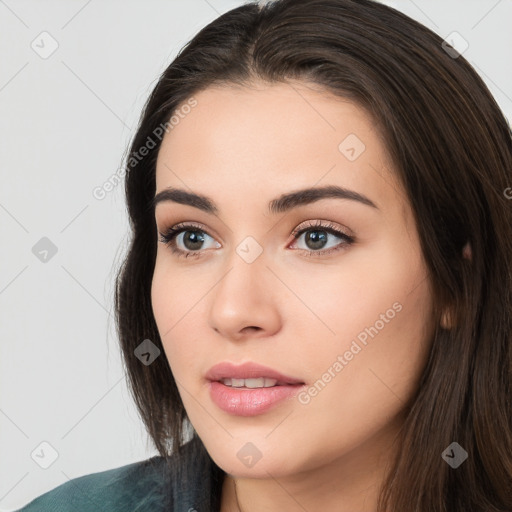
[157,81,378,168]
[155,81,407,219]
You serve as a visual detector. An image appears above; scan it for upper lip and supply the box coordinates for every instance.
[206,362,304,385]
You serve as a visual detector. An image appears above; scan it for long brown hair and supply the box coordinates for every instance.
[114,0,512,510]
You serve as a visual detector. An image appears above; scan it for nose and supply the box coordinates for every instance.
[208,251,282,341]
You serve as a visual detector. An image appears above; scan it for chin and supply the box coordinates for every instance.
[200,433,310,479]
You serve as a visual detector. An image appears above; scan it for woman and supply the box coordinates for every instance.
[16,0,512,510]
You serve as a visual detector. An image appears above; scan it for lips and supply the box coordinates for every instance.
[206,362,305,416]
[205,361,304,386]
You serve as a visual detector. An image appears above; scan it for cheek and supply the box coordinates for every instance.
[276,250,418,348]
[151,263,174,336]
[151,258,201,330]
[283,242,433,381]
[151,264,187,368]
[290,267,433,464]
[305,280,433,436]
[150,261,212,382]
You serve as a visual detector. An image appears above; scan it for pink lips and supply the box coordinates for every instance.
[206,362,305,416]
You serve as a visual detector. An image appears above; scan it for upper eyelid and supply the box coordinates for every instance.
[158,220,219,238]
[291,219,353,236]
[160,219,352,244]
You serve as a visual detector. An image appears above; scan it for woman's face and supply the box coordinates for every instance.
[151,81,434,482]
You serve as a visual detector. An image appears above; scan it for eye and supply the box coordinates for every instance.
[158,222,220,259]
[158,219,354,259]
[289,220,354,257]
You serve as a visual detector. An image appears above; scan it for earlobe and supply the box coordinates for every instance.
[440,242,470,330]
[462,241,472,260]
[440,308,453,329]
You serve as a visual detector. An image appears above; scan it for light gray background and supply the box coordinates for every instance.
[1,0,511,509]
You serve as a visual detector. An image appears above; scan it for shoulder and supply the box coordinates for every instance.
[15,435,224,512]
[15,455,171,512]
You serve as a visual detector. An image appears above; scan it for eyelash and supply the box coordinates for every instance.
[158,220,355,259]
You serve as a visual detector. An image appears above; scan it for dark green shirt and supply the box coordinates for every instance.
[15,435,225,512]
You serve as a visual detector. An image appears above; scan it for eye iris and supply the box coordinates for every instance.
[305,230,327,250]
[183,230,205,250]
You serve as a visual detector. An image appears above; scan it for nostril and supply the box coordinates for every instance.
[241,326,261,333]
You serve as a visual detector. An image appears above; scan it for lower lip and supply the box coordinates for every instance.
[209,381,304,416]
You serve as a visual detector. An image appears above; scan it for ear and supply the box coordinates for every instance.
[441,242,471,329]
[440,308,453,329]
[462,241,472,260]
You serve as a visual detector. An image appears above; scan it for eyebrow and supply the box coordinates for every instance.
[152,185,378,214]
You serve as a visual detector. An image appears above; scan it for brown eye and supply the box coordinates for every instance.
[158,223,220,259]
[290,221,354,256]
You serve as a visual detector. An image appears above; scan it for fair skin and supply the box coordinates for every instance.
[151,81,436,511]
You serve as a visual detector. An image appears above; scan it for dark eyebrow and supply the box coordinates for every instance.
[152,185,378,214]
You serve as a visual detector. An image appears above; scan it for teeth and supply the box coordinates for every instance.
[221,377,278,388]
